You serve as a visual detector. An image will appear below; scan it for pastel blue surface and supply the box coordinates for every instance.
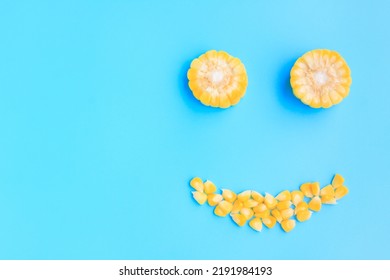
[0,0,389,260]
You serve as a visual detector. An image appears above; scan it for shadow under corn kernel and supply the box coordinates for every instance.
[178,56,226,114]
[276,58,324,115]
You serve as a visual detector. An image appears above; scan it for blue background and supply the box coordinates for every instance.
[0,0,389,260]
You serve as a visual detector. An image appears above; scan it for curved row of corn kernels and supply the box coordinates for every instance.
[189,174,349,233]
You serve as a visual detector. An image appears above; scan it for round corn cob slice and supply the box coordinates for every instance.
[290,49,352,108]
[187,50,248,108]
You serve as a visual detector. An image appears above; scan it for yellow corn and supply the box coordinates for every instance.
[275,190,291,201]
[262,216,277,229]
[231,213,247,227]
[296,209,312,222]
[237,190,252,202]
[290,49,352,108]
[335,185,349,200]
[240,207,254,220]
[291,190,304,206]
[300,182,314,198]
[253,203,268,213]
[244,199,259,208]
[207,193,223,206]
[221,189,237,203]
[214,200,233,217]
[311,182,320,196]
[190,177,204,192]
[231,200,244,214]
[271,209,283,223]
[204,180,217,194]
[192,191,208,205]
[280,208,294,220]
[264,193,278,209]
[281,219,296,232]
[277,200,292,210]
[255,209,270,219]
[294,201,308,214]
[187,50,248,108]
[321,195,337,204]
[249,218,263,232]
[320,184,335,196]
[332,174,345,189]
[189,174,348,232]
[251,191,264,203]
[320,185,336,204]
[308,196,322,212]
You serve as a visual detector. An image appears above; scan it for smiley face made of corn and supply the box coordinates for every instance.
[186,50,351,232]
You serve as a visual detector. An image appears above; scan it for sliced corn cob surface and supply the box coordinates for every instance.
[188,174,349,233]
[187,50,248,108]
[290,49,352,108]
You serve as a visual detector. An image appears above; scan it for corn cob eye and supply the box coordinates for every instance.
[290,49,352,108]
[187,50,248,108]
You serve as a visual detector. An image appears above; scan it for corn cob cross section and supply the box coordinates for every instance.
[187,50,248,108]
[290,49,352,108]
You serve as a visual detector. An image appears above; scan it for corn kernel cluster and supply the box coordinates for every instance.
[189,174,349,233]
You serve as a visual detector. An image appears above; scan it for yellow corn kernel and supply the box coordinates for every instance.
[277,200,292,210]
[308,196,322,212]
[275,190,291,201]
[321,195,337,204]
[192,191,207,205]
[290,49,352,108]
[281,219,296,232]
[300,182,314,198]
[244,199,259,208]
[231,213,247,227]
[253,203,267,213]
[207,193,223,206]
[294,201,309,214]
[280,208,294,220]
[249,218,263,232]
[291,190,304,206]
[214,200,233,217]
[190,177,204,192]
[296,209,312,222]
[204,180,217,194]
[264,193,278,209]
[320,184,335,196]
[187,50,248,108]
[262,216,277,229]
[237,190,252,202]
[311,182,320,196]
[335,185,349,200]
[221,189,237,203]
[332,174,345,189]
[271,209,283,223]
[240,207,254,220]
[255,209,270,218]
[231,200,244,214]
[251,191,264,203]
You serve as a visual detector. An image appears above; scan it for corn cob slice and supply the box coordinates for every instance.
[290,49,352,108]
[187,50,248,108]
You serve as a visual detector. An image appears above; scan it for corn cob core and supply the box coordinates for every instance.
[290,49,352,108]
[187,50,248,108]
